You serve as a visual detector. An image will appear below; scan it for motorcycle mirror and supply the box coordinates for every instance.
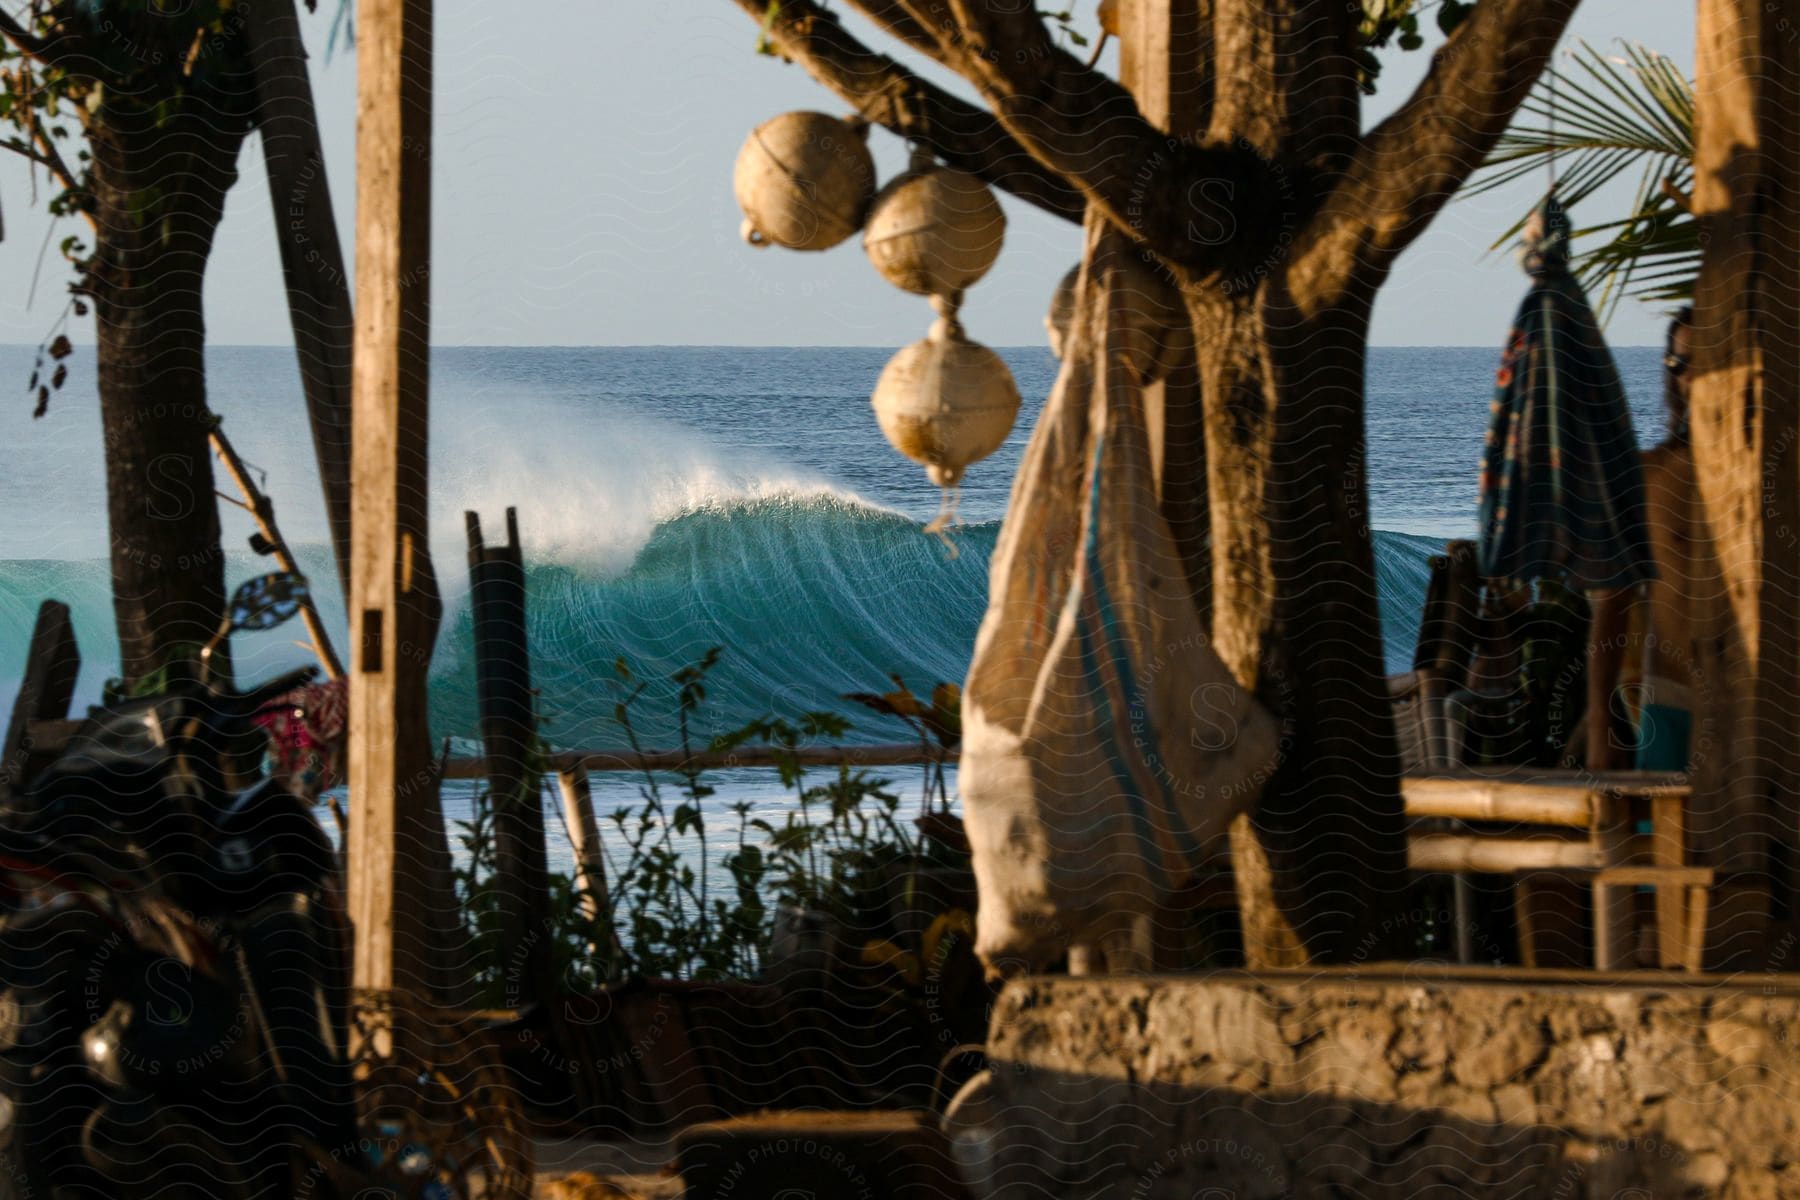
[228,572,309,633]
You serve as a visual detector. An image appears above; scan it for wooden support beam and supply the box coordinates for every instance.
[1,601,79,797]
[1407,832,1605,874]
[1687,0,1800,969]
[1400,777,1597,829]
[244,0,355,597]
[1652,792,1690,969]
[467,508,553,1004]
[444,740,951,780]
[556,766,614,937]
[347,0,452,1000]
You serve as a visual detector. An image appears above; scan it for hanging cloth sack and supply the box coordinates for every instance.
[958,221,1278,974]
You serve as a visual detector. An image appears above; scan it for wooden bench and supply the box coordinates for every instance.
[1403,769,1708,971]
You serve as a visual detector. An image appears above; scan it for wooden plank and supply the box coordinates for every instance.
[244,0,355,597]
[443,740,950,781]
[617,988,723,1127]
[1417,765,1690,795]
[1401,777,1597,828]
[1684,884,1710,973]
[347,0,451,1000]
[1408,832,1603,874]
[1651,792,1690,968]
[1593,866,1715,888]
[466,508,553,1004]
[557,766,614,933]
[1591,792,1637,970]
[0,601,79,796]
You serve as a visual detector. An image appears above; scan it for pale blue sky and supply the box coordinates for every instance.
[0,1,1691,348]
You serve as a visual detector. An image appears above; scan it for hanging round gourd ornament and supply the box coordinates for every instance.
[733,111,877,251]
[863,165,1006,297]
[871,299,1021,504]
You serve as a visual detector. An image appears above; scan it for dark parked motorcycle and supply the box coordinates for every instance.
[0,573,360,1199]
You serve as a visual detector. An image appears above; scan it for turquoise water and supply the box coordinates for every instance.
[0,344,1667,866]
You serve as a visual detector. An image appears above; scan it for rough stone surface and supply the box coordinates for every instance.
[978,970,1800,1199]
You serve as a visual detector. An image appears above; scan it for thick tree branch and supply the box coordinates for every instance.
[938,0,1272,267]
[0,9,49,59]
[730,0,1082,223]
[841,0,949,61]
[1298,0,1582,302]
[0,4,85,69]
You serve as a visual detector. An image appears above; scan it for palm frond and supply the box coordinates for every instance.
[1466,40,1697,320]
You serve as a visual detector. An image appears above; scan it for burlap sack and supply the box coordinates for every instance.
[960,223,1278,973]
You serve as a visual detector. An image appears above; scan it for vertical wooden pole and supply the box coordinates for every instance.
[1119,0,1274,970]
[347,0,446,998]
[556,765,618,953]
[1688,0,1800,967]
[244,0,355,598]
[1119,1,1210,626]
[467,508,554,1003]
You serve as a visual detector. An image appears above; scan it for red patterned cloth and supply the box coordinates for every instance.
[254,678,348,800]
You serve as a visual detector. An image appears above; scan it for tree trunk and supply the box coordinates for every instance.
[1178,0,1406,967]
[85,72,256,684]
[733,0,1580,971]
[1686,0,1800,966]
[1189,282,1407,965]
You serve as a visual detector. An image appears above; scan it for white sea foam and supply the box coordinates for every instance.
[428,401,887,577]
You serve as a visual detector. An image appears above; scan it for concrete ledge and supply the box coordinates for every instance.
[970,968,1800,1199]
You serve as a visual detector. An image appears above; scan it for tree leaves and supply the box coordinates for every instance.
[26,315,74,419]
[1355,0,1475,94]
[1467,40,1698,317]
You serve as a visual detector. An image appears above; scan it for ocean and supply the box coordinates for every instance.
[0,344,1669,868]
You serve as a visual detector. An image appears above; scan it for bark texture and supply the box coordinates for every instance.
[79,23,259,683]
[733,0,1581,965]
[1686,0,1800,964]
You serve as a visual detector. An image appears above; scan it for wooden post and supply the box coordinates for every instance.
[467,508,554,1003]
[1118,0,1209,625]
[0,602,79,798]
[556,765,618,952]
[1688,0,1800,967]
[1112,0,1226,974]
[346,0,451,1000]
[244,0,355,598]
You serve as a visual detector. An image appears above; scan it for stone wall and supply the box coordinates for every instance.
[968,968,1800,1199]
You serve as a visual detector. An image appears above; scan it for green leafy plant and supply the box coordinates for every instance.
[845,676,961,818]
[450,648,976,997]
[1355,0,1474,93]
[1468,40,1697,318]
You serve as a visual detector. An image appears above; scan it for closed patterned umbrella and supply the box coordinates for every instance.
[1476,193,1655,592]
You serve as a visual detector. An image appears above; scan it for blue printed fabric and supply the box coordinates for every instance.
[1477,194,1656,592]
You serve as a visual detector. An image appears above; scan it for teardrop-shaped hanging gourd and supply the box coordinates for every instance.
[863,165,1006,297]
[733,112,876,251]
[871,299,1020,492]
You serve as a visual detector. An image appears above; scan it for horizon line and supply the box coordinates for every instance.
[0,341,1668,351]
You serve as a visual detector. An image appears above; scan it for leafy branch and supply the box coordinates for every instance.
[1467,40,1697,316]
